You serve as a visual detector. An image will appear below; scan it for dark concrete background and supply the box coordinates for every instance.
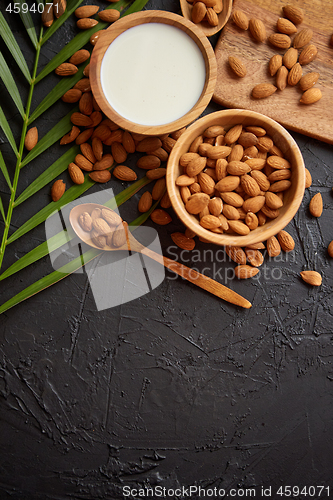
[1,1,333,499]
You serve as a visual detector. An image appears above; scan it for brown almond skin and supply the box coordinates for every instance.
[69,49,90,65]
[138,191,153,213]
[77,18,99,29]
[249,18,266,42]
[62,88,82,103]
[225,246,247,265]
[277,230,295,252]
[75,5,99,18]
[266,236,281,257]
[68,163,85,185]
[60,126,81,145]
[276,17,297,35]
[55,63,78,76]
[269,54,283,76]
[288,63,303,86]
[252,83,277,99]
[51,179,66,202]
[228,56,247,78]
[300,270,322,286]
[283,5,304,24]
[299,72,320,91]
[98,9,120,22]
[299,44,318,65]
[150,209,172,225]
[293,28,313,49]
[89,170,111,183]
[113,165,137,182]
[234,265,259,279]
[327,240,333,258]
[24,127,38,151]
[309,192,323,217]
[276,66,288,91]
[300,88,322,104]
[282,48,298,69]
[171,233,196,251]
[232,10,249,30]
[268,33,291,49]
[192,2,207,23]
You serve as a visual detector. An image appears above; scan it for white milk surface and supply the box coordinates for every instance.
[100,23,206,126]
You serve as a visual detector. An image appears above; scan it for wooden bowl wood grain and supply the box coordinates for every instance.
[166,109,306,246]
[89,10,217,136]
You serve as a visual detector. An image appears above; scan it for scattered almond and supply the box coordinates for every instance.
[228,56,247,77]
[77,18,99,29]
[277,230,295,252]
[68,163,85,185]
[98,9,120,22]
[51,179,66,202]
[299,72,320,91]
[113,165,137,181]
[268,33,291,49]
[282,4,304,24]
[24,127,38,151]
[249,18,266,42]
[150,209,172,225]
[69,49,90,65]
[300,270,322,286]
[138,191,153,213]
[293,28,313,49]
[232,10,249,30]
[235,265,259,279]
[89,170,111,183]
[171,232,196,251]
[298,44,318,65]
[55,63,78,76]
[269,54,283,76]
[300,88,322,104]
[252,83,277,99]
[75,5,99,18]
[276,17,297,35]
[309,192,323,217]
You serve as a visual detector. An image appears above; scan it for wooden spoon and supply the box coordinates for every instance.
[69,203,252,309]
[180,0,233,37]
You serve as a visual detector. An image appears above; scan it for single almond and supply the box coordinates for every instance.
[276,17,297,34]
[266,156,291,170]
[89,170,111,183]
[203,125,225,138]
[79,92,93,115]
[91,230,107,248]
[113,165,137,182]
[92,137,103,161]
[145,168,166,180]
[228,144,244,162]
[68,163,85,185]
[245,158,266,170]
[299,44,318,65]
[300,270,322,286]
[288,63,303,86]
[90,30,105,46]
[215,176,240,192]
[24,127,38,150]
[300,88,322,104]
[309,192,323,217]
[192,2,207,23]
[98,9,120,22]
[93,153,113,171]
[228,220,250,235]
[176,174,196,187]
[71,112,92,127]
[77,18,99,29]
[171,232,196,251]
[55,63,78,76]
[101,208,122,227]
[51,179,66,201]
[200,215,222,229]
[257,136,273,153]
[276,65,288,90]
[136,137,162,153]
[241,174,261,197]
[61,88,82,103]
[327,241,333,258]
[299,72,320,91]
[78,212,93,232]
[265,191,283,209]
[227,160,251,175]
[53,0,66,18]
[69,49,90,65]
[268,33,291,49]
[206,7,219,26]
[111,142,127,163]
[250,170,270,191]
[232,10,249,30]
[282,5,304,24]
[74,78,91,92]
[277,230,295,252]
[151,178,166,200]
[75,154,93,171]
[268,180,291,192]
[242,195,266,213]
[150,209,172,225]
[305,168,312,188]
[198,172,216,195]
[261,205,280,218]
[222,204,240,220]
[282,47,298,69]
[138,191,153,213]
[249,18,266,42]
[269,54,283,76]
[224,124,243,144]
[208,197,223,216]
[220,192,244,207]
[245,212,259,230]
[225,246,246,265]
[80,143,96,163]
[111,222,127,248]
[75,5,99,18]
[60,125,81,145]
[137,155,161,170]
[42,5,54,26]
[266,235,281,257]
[252,83,277,99]
[228,56,247,78]
[186,156,207,177]
[293,28,313,48]
[234,265,259,279]
[245,248,264,267]
[185,193,210,214]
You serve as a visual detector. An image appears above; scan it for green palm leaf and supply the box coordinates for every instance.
[0,12,31,83]
[17,0,38,49]
[41,0,86,46]
[15,145,80,206]
[0,105,18,156]
[2,176,151,279]
[21,107,77,167]
[0,150,12,189]
[0,52,25,118]
[0,196,160,315]
[36,0,134,83]
[0,247,102,315]
[0,196,5,222]
[28,68,84,125]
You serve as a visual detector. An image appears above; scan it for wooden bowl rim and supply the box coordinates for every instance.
[166,109,306,246]
[89,10,217,136]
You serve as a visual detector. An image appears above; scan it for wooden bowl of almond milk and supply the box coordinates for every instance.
[89,10,217,136]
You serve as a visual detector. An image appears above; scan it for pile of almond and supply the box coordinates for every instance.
[230,4,323,105]
[78,206,127,249]
[186,0,222,28]
[176,122,292,237]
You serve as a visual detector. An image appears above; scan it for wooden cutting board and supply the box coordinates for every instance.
[213,0,333,144]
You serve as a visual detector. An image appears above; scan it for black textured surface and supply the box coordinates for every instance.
[1,1,333,499]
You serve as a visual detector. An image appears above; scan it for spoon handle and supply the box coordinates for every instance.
[141,247,252,309]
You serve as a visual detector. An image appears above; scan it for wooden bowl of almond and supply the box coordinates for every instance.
[166,109,305,246]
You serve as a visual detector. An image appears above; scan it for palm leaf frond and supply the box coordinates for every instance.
[0,105,18,156]
[0,12,31,82]
[0,51,25,118]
